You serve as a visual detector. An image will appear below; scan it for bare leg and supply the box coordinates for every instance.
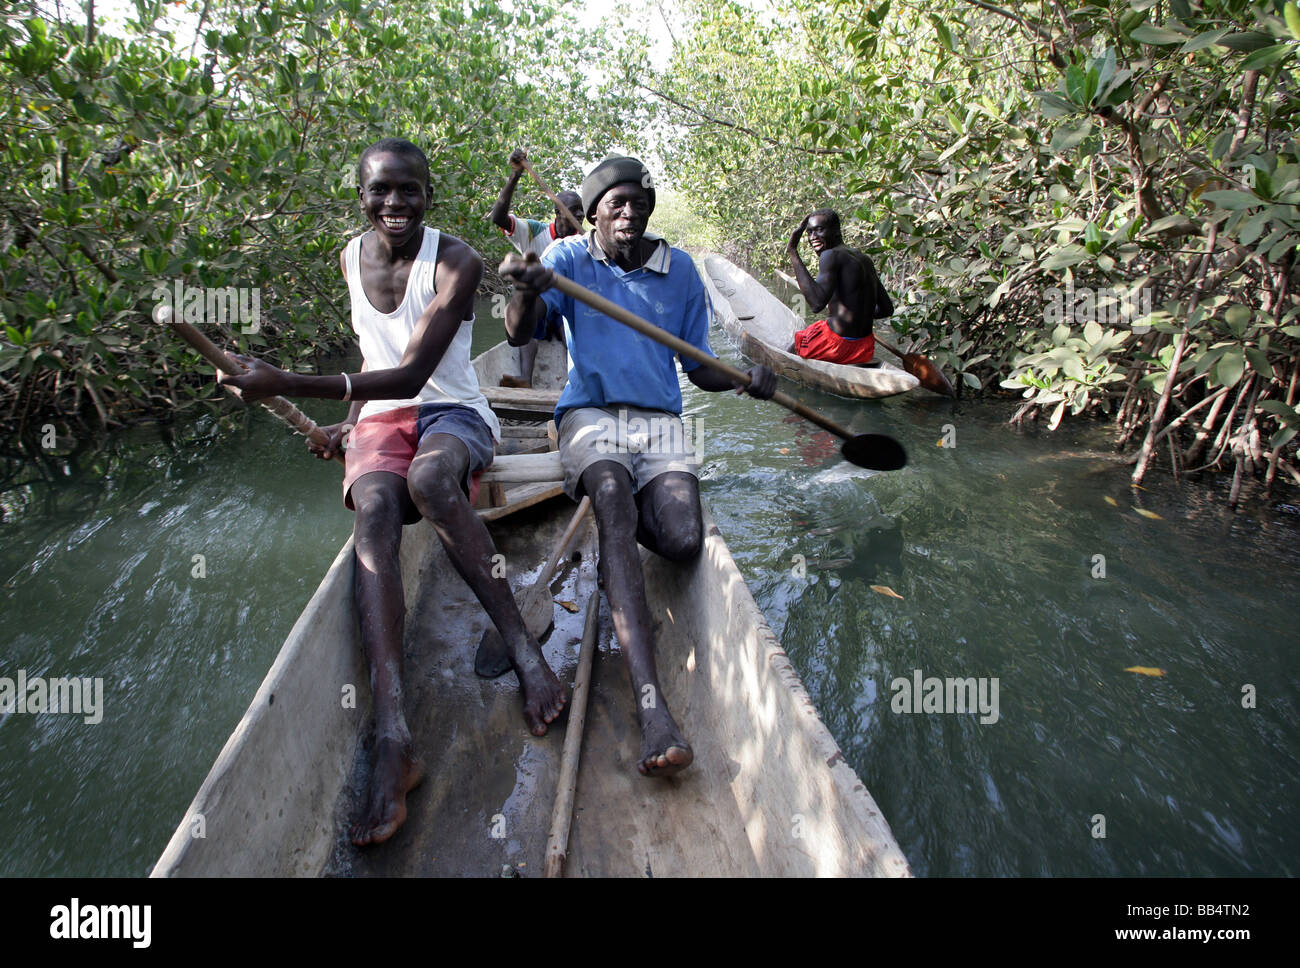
[519,339,540,385]
[408,433,568,735]
[635,471,703,562]
[348,472,426,847]
[581,461,693,777]
[500,342,539,388]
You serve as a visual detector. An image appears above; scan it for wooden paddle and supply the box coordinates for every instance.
[872,335,955,397]
[774,267,953,396]
[165,310,345,464]
[502,255,908,471]
[519,156,585,236]
[544,586,600,878]
[475,496,593,678]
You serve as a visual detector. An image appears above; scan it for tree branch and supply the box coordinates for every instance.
[635,84,847,157]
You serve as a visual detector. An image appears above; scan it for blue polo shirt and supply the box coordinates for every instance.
[540,231,716,425]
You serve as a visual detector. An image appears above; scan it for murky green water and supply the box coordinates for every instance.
[2,303,1297,876]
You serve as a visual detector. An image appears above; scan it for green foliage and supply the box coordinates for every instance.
[0,0,631,434]
[630,0,1299,484]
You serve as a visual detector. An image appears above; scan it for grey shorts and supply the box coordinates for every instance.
[557,405,700,499]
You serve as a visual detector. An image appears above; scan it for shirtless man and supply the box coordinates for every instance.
[786,208,894,366]
[489,148,583,388]
[503,156,775,777]
[219,138,567,845]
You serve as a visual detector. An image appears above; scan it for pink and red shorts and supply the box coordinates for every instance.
[792,319,876,365]
[343,403,494,522]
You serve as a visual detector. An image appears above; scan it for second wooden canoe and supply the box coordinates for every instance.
[699,253,919,400]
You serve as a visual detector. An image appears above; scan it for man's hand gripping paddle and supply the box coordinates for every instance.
[501,253,908,472]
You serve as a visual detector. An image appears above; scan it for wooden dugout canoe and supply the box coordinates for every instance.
[699,253,920,400]
[151,338,910,878]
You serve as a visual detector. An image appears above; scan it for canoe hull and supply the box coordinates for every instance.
[152,339,910,878]
[700,253,919,400]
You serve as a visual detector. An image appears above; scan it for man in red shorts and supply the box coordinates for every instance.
[785,208,894,366]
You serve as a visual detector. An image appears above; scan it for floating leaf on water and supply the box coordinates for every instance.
[779,448,790,454]
[1133,507,1163,520]
[1103,496,1118,507]
[556,599,580,613]
[1124,666,1166,677]
[870,584,904,600]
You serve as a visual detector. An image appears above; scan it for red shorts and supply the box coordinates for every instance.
[792,320,875,365]
[343,404,492,523]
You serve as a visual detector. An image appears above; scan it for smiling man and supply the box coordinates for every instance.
[785,208,895,366]
[503,156,775,777]
[218,138,567,845]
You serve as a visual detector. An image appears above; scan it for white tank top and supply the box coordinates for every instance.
[343,228,500,440]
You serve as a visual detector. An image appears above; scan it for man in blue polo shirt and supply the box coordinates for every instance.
[504,156,775,778]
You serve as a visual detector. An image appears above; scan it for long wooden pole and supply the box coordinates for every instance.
[475,496,592,678]
[168,315,344,465]
[542,269,867,445]
[544,586,600,878]
[520,156,584,235]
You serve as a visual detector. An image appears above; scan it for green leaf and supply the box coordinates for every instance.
[1130,25,1186,45]
[1200,190,1261,211]
[1043,245,1088,269]
[1051,121,1093,151]
[931,16,954,53]
[1245,345,1273,377]
[1180,28,1230,52]
[1035,91,1076,118]
[1259,399,1300,425]
[1271,424,1298,449]
[1288,3,1300,42]
[1224,305,1252,328]
[1213,349,1245,388]
[1218,32,1276,52]
[1241,44,1295,71]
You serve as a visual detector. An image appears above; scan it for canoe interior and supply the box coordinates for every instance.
[699,253,919,400]
[151,338,910,878]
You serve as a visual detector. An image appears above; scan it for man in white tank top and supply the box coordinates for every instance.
[220,139,568,846]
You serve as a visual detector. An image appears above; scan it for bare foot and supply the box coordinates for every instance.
[512,638,568,736]
[499,375,532,389]
[638,710,693,777]
[350,737,425,846]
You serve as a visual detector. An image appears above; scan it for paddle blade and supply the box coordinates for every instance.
[474,628,512,679]
[902,354,955,396]
[841,434,907,470]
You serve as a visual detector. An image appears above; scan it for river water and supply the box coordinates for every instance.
[1,300,1297,877]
